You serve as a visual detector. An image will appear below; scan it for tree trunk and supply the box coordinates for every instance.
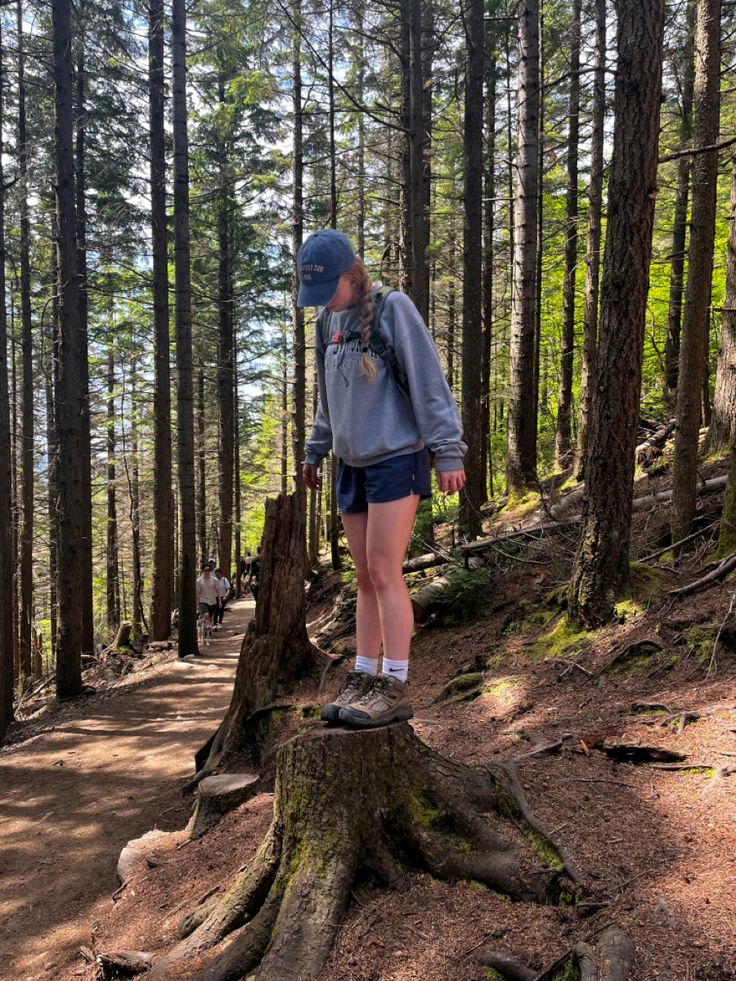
[217,119,234,582]
[143,724,574,981]
[234,330,242,596]
[17,0,33,685]
[664,1,696,402]
[74,7,94,663]
[569,0,664,627]
[149,0,173,641]
[408,0,429,322]
[53,0,85,699]
[555,0,581,469]
[107,348,120,630]
[671,0,721,546]
[459,0,485,540]
[575,0,606,482]
[447,228,456,389]
[710,151,736,449]
[482,46,497,499]
[45,262,58,669]
[291,2,307,572]
[197,366,207,563]
[190,493,318,783]
[507,0,540,494]
[172,0,198,658]
[718,447,736,556]
[129,368,144,639]
[0,16,14,740]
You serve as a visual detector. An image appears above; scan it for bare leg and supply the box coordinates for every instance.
[341,512,382,660]
[366,494,420,662]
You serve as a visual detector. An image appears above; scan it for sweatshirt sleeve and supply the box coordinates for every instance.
[385,292,467,471]
[304,320,334,466]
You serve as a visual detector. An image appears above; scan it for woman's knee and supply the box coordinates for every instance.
[354,564,374,592]
[366,557,402,593]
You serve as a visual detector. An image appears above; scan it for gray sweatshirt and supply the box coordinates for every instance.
[305,290,467,472]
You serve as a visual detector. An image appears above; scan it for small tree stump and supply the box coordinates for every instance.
[188,774,261,840]
[143,723,575,981]
[117,828,171,885]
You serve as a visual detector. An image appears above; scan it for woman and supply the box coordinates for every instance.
[299,229,466,727]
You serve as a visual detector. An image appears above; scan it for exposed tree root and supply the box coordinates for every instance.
[480,926,634,980]
[122,723,577,981]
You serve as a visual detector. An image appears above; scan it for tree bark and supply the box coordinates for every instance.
[719,447,736,557]
[0,16,14,739]
[53,0,85,698]
[671,0,722,546]
[710,151,736,449]
[172,0,198,658]
[507,0,540,494]
[664,0,696,402]
[482,45,497,499]
[574,0,606,481]
[555,0,581,469]
[569,0,664,626]
[459,0,485,539]
[149,0,173,640]
[197,366,207,563]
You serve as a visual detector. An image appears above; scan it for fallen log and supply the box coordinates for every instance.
[635,418,676,466]
[403,477,729,574]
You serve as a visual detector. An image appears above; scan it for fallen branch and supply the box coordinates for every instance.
[669,550,736,597]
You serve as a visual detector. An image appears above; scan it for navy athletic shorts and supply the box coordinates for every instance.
[336,449,432,514]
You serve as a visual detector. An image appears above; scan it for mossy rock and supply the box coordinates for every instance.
[684,622,736,662]
[435,671,484,702]
[482,675,521,703]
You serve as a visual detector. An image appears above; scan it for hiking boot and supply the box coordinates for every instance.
[338,673,413,728]
[320,670,375,723]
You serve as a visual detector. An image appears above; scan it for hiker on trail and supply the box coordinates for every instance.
[196,563,219,631]
[213,568,230,628]
[299,229,466,728]
[246,547,261,602]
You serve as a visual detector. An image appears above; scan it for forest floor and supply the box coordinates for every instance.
[0,599,253,981]
[4,463,736,981]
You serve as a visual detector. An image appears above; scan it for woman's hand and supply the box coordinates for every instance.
[303,462,321,490]
[437,469,466,494]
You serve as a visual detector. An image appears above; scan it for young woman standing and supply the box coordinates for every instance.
[299,229,466,727]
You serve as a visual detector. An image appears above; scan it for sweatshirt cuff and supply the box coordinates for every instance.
[434,455,464,473]
[305,452,324,466]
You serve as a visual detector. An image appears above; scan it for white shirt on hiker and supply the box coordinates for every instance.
[197,574,218,606]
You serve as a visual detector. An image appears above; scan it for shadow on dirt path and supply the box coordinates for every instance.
[0,599,252,981]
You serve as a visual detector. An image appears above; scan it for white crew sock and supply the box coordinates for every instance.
[355,655,379,675]
[382,657,409,683]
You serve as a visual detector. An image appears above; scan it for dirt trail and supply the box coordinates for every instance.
[0,600,250,981]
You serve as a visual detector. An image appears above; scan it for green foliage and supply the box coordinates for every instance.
[430,567,495,627]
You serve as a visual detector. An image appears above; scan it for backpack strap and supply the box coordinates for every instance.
[317,286,409,398]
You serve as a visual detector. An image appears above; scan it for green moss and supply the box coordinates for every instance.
[527,827,564,872]
[482,676,521,700]
[436,671,484,701]
[684,624,717,662]
[678,766,717,777]
[614,597,644,620]
[483,969,505,981]
[523,618,591,661]
[548,957,581,981]
[502,489,541,516]
[299,704,321,719]
[407,793,440,829]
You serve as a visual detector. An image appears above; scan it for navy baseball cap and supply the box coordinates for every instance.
[297,230,357,307]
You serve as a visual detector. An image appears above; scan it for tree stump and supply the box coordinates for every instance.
[141,723,576,981]
[189,493,322,785]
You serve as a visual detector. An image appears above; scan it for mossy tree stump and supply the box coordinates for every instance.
[143,723,576,981]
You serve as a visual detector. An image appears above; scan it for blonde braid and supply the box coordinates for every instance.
[346,259,377,381]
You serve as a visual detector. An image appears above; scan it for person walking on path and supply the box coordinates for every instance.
[299,229,466,728]
[196,563,219,633]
